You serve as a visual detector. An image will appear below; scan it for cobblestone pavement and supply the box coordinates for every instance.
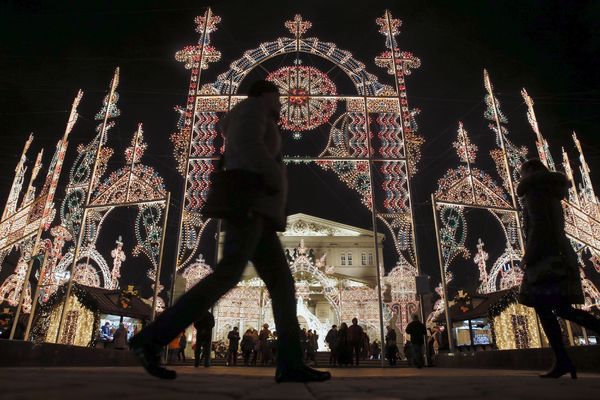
[1,366,599,399]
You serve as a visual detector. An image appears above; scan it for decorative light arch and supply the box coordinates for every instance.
[171,9,424,349]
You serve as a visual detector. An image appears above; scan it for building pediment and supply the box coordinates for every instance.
[282,213,374,237]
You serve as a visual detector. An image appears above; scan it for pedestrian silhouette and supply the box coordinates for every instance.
[130,80,331,383]
[518,159,600,379]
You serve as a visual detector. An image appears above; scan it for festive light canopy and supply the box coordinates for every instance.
[0,90,83,334]
[429,73,600,352]
[0,69,173,343]
[167,9,425,342]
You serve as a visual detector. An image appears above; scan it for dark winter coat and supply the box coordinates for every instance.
[336,327,352,365]
[325,328,338,349]
[221,98,287,230]
[517,170,584,306]
[405,320,427,345]
[348,324,364,345]
[240,333,255,352]
[194,312,215,342]
[227,330,240,350]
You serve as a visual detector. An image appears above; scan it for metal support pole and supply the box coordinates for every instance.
[565,319,575,346]
[55,207,88,343]
[55,68,118,343]
[361,76,386,367]
[151,192,171,321]
[384,10,426,335]
[468,319,474,350]
[582,326,589,345]
[24,248,49,341]
[9,232,42,339]
[431,194,455,353]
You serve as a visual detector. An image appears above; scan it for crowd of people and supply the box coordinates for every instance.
[98,321,132,350]
[191,315,439,369]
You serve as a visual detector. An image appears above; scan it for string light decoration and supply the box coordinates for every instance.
[523,91,600,309]
[52,246,111,291]
[316,160,372,209]
[37,284,97,346]
[211,235,401,341]
[483,70,528,202]
[181,254,213,291]
[24,70,172,344]
[383,259,419,332]
[431,112,526,350]
[474,238,489,292]
[581,270,600,311]
[488,290,544,350]
[339,284,381,332]
[426,283,446,326]
[168,9,426,346]
[110,236,126,289]
[430,83,600,352]
[72,263,101,287]
[521,89,556,171]
[267,66,337,137]
[170,7,425,324]
[477,245,523,294]
[0,90,83,330]
[0,255,33,313]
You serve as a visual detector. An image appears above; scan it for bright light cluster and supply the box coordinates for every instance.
[267,66,337,133]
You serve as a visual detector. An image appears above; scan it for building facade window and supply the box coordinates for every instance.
[341,253,346,266]
[368,253,373,265]
[347,253,353,266]
[361,253,367,266]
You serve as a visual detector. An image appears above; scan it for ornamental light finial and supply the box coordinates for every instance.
[285,14,312,38]
[376,10,401,49]
[453,122,477,164]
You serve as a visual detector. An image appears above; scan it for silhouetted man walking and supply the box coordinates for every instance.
[130,80,330,383]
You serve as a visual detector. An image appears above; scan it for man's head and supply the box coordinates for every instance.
[332,325,337,329]
[104,322,110,326]
[234,327,238,331]
[263,323,269,329]
[352,317,358,325]
[519,158,547,180]
[248,80,281,119]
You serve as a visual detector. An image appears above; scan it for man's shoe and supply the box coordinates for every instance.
[275,366,331,383]
[539,362,577,379]
[130,335,177,380]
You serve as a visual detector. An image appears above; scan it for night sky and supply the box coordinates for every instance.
[1,1,600,302]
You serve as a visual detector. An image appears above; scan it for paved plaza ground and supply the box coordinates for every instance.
[1,366,599,399]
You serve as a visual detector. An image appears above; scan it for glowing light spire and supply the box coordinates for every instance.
[572,132,597,204]
[521,88,556,171]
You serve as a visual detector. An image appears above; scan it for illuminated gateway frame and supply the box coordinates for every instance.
[430,72,600,350]
[521,90,600,312]
[429,71,527,346]
[0,90,82,339]
[1,69,172,345]
[171,9,424,342]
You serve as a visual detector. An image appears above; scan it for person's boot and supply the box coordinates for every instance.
[539,360,577,379]
[275,365,331,383]
[130,334,176,380]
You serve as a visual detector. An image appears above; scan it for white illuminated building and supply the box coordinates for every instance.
[173,213,419,349]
